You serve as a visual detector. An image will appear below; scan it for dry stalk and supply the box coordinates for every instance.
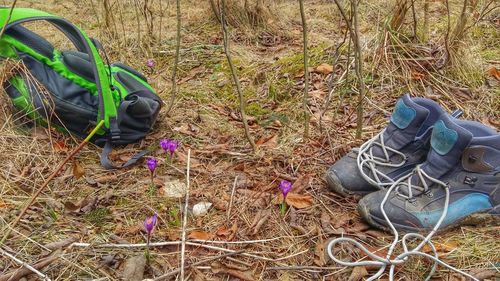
[298,0,310,138]
[0,247,54,281]
[165,0,182,116]
[0,0,18,39]
[332,0,365,139]
[423,0,429,41]
[352,0,365,139]
[180,148,191,280]
[219,0,256,152]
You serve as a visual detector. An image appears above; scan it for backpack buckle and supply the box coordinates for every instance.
[109,117,121,141]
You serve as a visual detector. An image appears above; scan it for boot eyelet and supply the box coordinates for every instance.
[425,191,434,198]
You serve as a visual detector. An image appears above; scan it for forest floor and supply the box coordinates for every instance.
[0,0,499,280]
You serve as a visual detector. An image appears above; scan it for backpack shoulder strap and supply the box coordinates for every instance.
[0,7,118,131]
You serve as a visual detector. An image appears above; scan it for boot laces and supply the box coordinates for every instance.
[357,130,407,188]
[327,166,479,281]
[394,165,446,200]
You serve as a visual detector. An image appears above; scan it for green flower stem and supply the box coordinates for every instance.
[280,201,287,216]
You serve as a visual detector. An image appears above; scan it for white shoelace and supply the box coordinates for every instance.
[357,130,407,189]
[327,165,479,281]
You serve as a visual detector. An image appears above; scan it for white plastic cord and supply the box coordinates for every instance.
[356,130,407,189]
[327,165,479,281]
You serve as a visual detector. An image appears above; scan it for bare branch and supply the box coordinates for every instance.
[219,0,257,151]
[165,0,182,115]
[298,0,310,138]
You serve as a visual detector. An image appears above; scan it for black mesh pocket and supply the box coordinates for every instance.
[115,90,161,145]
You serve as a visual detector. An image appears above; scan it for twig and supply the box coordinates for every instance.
[0,0,18,39]
[0,121,105,246]
[411,0,418,41]
[351,0,365,139]
[298,0,310,138]
[180,148,191,281]
[423,0,429,41]
[0,248,56,281]
[70,241,307,262]
[267,265,342,271]
[227,176,238,220]
[153,251,243,281]
[165,0,181,115]
[219,0,256,152]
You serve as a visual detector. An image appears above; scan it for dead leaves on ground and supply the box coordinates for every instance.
[188,230,214,241]
[211,261,255,281]
[272,193,314,209]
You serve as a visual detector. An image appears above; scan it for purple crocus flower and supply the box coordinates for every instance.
[144,212,157,243]
[146,59,155,68]
[160,139,179,156]
[147,158,158,174]
[279,180,292,199]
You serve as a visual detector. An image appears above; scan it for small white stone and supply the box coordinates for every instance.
[164,179,187,198]
[192,202,213,217]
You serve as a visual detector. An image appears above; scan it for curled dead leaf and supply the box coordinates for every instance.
[272,193,314,209]
[315,63,334,75]
[487,67,500,81]
[72,160,85,179]
[348,266,368,281]
[211,262,255,281]
[188,230,214,241]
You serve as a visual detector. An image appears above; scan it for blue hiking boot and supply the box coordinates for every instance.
[358,114,500,232]
[326,94,450,196]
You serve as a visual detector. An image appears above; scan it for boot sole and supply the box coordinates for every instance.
[325,170,372,198]
[358,202,500,233]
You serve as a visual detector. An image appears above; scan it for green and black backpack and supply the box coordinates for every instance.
[0,7,162,169]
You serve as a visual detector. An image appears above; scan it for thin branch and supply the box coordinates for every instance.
[70,241,307,262]
[180,148,191,280]
[411,0,418,41]
[0,247,54,281]
[165,0,181,115]
[0,0,18,39]
[219,0,256,151]
[298,0,310,138]
[351,0,365,139]
[423,0,429,41]
[227,175,239,220]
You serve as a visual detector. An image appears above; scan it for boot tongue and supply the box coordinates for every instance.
[372,95,430,157]
[420,115,473,179]
[401,115,473,194]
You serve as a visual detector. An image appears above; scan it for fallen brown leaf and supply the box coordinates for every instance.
[250,210,271,235]
[348,266,368,281]
[72,160,85,179]
[292,175,311,193]
[314,227,327,266]
[256,134,278,148]
[272,193,314,209]
[315,63,334,75]
[422,241,457,254]
[211,262,255,281]
[188,231,214,241]
[487,67,500,81]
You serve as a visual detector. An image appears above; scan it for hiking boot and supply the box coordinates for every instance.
[358,114,500,232]
[326,94,450,196]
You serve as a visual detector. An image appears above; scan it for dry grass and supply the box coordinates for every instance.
[0,0,499,280]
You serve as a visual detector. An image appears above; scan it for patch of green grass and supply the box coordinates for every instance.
[275,43,332,75]
[85,208,111,225]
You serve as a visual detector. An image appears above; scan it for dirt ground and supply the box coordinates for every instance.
[0,0,499,280]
